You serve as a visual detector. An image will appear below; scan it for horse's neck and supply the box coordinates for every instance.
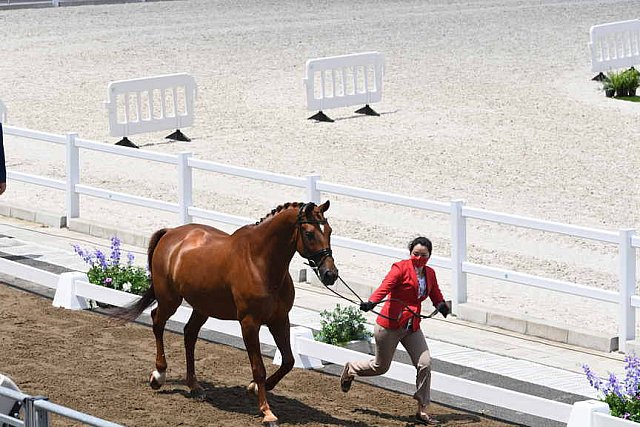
[256,210,298,266]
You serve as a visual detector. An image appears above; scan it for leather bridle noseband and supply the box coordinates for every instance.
[297,203,332,271]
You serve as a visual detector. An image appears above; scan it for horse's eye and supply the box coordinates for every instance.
[305,232,315,240]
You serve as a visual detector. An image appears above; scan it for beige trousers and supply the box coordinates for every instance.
[344,324,432,405]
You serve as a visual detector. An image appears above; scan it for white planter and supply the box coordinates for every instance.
[568,400,640,427]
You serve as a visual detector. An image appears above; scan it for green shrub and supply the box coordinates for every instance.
[314,304,372,346]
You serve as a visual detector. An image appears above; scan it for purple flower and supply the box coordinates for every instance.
[624,354,640,397]
[583,364,603,392]
[605,372,623,398]
[73,244,94,266]
[103,277,112,285]
[110,236,121,266]
[624,413,631,419]
[95,249,108,270]
[127,252,135,267]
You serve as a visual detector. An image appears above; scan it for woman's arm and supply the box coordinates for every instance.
[368,263,402,303]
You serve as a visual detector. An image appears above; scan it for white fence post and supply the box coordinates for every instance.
[65,133,80,219]
[618,228,637,352]
[305,174,321,204]
[450,199,467,312]
[177,152,193,225]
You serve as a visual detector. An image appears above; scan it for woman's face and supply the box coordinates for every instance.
[411,244,430,259]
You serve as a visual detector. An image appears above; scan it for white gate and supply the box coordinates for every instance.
[105,73,197,147]
[589,19,640,79]
[303,52,384,122]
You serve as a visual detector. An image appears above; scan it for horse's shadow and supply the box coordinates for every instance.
[159,380,381,426]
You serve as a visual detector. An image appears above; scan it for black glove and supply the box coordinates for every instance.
[437,301,450,318]
[360,301,377,312]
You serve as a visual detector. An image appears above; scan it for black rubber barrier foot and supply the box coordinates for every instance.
[354,104,380,116]
[166,129,191,142]
[115,137,139,149]
[592,72,606,82]
[308,111,334,122]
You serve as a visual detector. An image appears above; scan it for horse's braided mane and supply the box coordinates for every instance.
[254,202,305,225]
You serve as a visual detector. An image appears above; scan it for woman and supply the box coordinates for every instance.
[340,236,450,425]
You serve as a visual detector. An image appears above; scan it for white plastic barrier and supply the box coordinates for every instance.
[303,52,384,121]
[589,20,640,76]
[105,73,197,147]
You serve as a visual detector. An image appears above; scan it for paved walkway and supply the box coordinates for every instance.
[0,216,626,426]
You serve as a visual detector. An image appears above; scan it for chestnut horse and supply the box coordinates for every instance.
[115,201,338,426]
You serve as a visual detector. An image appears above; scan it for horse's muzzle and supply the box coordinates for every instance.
[320,267,338,286]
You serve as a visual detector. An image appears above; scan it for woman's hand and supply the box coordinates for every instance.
[360,301,377,312]
[436,301,450,318]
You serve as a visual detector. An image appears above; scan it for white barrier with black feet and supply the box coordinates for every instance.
[105,73,197,148]
[589,19,640,81]
[303,52,384,122]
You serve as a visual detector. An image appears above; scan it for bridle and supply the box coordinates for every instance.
[297,203,333,272]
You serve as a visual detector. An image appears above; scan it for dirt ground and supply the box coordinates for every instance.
[0,284,517,427]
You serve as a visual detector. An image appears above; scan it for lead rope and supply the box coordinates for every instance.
[305,262,439,321]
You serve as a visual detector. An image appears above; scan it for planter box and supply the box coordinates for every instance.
[568,400,640,427]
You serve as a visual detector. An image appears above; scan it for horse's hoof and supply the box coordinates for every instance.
[262,421,278,427]
[189,387,206,401]
[149,370,166,390]
[246,381,258,396]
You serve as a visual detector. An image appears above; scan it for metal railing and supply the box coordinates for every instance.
[0,386,122,427]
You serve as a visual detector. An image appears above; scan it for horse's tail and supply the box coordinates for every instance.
[110,228,168,323]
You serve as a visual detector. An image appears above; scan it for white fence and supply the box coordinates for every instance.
[589,19,640,73]
[105,73,197,144]
[0,0,147,7]
[303,52,384,121]
[3,124,639,352]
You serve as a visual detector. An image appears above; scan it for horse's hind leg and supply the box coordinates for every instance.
[265,317,294,391]
[149,298,182,390]
[184,309,208,395]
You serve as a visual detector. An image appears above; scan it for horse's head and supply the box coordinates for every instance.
[296,201,338,286]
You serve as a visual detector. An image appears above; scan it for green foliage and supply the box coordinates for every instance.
[73,236,150,295]
[604,69,639,95]
[314,304,372,346]
[583,354,640,422]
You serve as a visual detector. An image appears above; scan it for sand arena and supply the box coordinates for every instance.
[0,0,639,336]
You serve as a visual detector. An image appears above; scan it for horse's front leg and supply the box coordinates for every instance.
[265,317,294,391]
[240,315,278,426]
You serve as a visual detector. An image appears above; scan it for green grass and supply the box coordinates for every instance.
[616,96,640,102]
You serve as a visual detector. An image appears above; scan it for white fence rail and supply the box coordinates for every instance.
[2,124,639,352]
[105,73,196,141]
[303,52,384,118]
[589,19,640,73]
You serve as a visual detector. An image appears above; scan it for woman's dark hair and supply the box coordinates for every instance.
[408,236,432,254]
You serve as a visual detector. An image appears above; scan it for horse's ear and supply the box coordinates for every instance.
[319,200,330,212]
